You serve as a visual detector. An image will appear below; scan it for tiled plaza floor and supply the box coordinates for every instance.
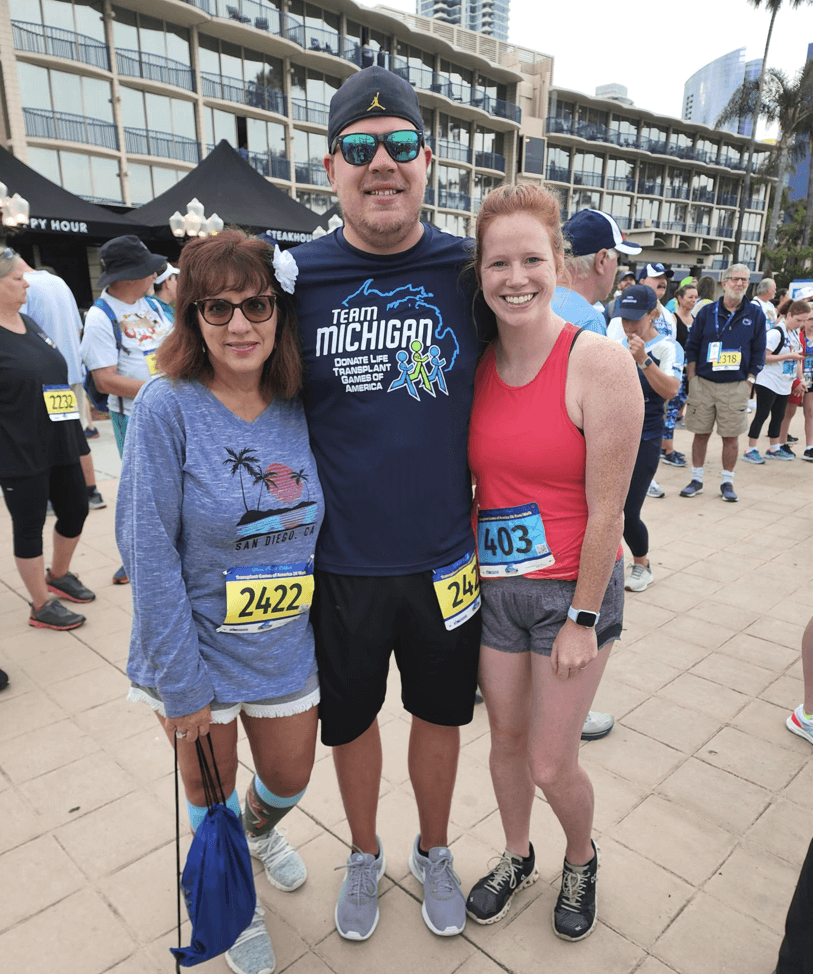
[0,417,810,974]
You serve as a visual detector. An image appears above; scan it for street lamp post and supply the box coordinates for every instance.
[0,182,30,232]
[169,198,224,238]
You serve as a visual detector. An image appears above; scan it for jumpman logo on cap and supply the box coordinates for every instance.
[367,92,385,111]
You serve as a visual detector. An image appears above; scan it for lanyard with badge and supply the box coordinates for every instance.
[707,302,742,371]
[217,560,314,633]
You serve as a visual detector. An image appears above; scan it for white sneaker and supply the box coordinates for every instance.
[746,398,756,413]
[226,906,275,974]
[625,561,653,592]
[247,827,306,891]
[647,480,665,498]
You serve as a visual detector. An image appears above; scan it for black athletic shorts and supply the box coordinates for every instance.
[312,569,482,746]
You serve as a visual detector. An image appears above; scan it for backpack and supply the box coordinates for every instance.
[769,325,786,356]
[83,296,162,413]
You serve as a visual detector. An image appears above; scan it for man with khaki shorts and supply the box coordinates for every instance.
[680,263,767,502]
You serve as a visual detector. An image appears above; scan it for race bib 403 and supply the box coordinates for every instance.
[477,503,555,578]
[218,562,314,633]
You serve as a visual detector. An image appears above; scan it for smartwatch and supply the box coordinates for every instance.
[567,606,600,628]
[640,356,653,370]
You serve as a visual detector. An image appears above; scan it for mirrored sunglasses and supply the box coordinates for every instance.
[331,130,424,166]
[194,295,276,326]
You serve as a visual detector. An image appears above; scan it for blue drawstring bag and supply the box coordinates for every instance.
[170,737,256,968]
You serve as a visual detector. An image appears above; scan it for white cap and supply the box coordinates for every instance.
[154,263,179,286]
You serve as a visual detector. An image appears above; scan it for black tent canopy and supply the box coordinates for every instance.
[130,141,323,243]
[0,145,144,239]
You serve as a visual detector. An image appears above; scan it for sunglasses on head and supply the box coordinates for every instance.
[194,295,276,326]
[330,130,424,166]
[2,247,17,260]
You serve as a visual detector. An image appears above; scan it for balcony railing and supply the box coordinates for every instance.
[546,164,571,183]
[639,137,668,155]
[637,181,663,196]
[573,170,603,188]
[245,150,291,180]
[742,229,761,241]
[573,121,608,142]
[718,154,742,169]
[546,115,573,135]
[294,161,330,187]
[124,126,200,163]
[116,49,194,91]
[201,72,286,115]
[691,188,716,203]
[664,185,690,200]
[493,98,521,124]
[716,192,739,207]
[12,21,109,70]
[661,221,687,232]
[633,218,660,229]
[715,226,734,238]
[424,186,435,206]
[687,223,710,235]
[438,189,471,210]
[291,98,329,126]
[606,176,635,192]
[612,215,632,229]
[435,138,472,164]
[605,128,640,148]
[745,198,766,210]
[23,107,118,150]
[475,150,505,171]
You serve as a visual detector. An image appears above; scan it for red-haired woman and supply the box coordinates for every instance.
[465,185,643,941]
[116,231,323,974]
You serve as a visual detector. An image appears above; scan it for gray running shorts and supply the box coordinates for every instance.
[480,557,624,656]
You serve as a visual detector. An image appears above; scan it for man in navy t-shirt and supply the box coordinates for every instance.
[292,66,481,942]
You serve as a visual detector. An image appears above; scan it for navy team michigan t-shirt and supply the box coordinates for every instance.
[293,224,481,575]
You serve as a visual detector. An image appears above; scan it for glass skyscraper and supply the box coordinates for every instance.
[416,0,509,41]
[683,48,762,138]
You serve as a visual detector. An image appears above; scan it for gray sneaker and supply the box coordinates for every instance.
[225,906,275,974]
[581,711,614,741]
[334,840,385,941]
[409,836,466,936]
[29,597,85,631]
[247,827,306,892]
[46,569,96,604]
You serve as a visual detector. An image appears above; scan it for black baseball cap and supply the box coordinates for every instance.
[328,67,424,147]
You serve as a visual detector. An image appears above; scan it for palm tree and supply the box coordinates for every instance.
[291,468,310,503]
[251,466,277,508]
[732,0,813,262]
[718,63,813,261]
[222,447,261,512]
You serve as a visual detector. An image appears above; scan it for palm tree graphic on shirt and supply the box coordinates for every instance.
[223,448,317,540]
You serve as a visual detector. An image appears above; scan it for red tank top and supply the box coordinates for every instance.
[469,322,620,580]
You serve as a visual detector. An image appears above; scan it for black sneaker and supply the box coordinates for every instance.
[46,569,96,603]
[467,844,538,924]
[0,667,8,691]
[88,489,106,510]
[552,841,598,942]
[780,444,796,458]
[802,447,813,462]
[29,597,85,631]
[679,479,704,497]
[787,434,799,443]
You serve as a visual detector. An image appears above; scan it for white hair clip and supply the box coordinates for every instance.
[272,245,298,295]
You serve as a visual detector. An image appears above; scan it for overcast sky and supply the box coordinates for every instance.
[365,0,812,135]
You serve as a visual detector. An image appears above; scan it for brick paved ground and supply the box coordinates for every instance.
[0,418,810,974]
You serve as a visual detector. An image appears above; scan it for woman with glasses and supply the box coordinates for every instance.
[116,231,323,974]
[0,248,95,631]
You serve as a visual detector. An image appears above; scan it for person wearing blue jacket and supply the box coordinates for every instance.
[680,263,766,502]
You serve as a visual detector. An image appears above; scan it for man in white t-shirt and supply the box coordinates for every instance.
[751,277,778,328]
[80,235,171,584]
